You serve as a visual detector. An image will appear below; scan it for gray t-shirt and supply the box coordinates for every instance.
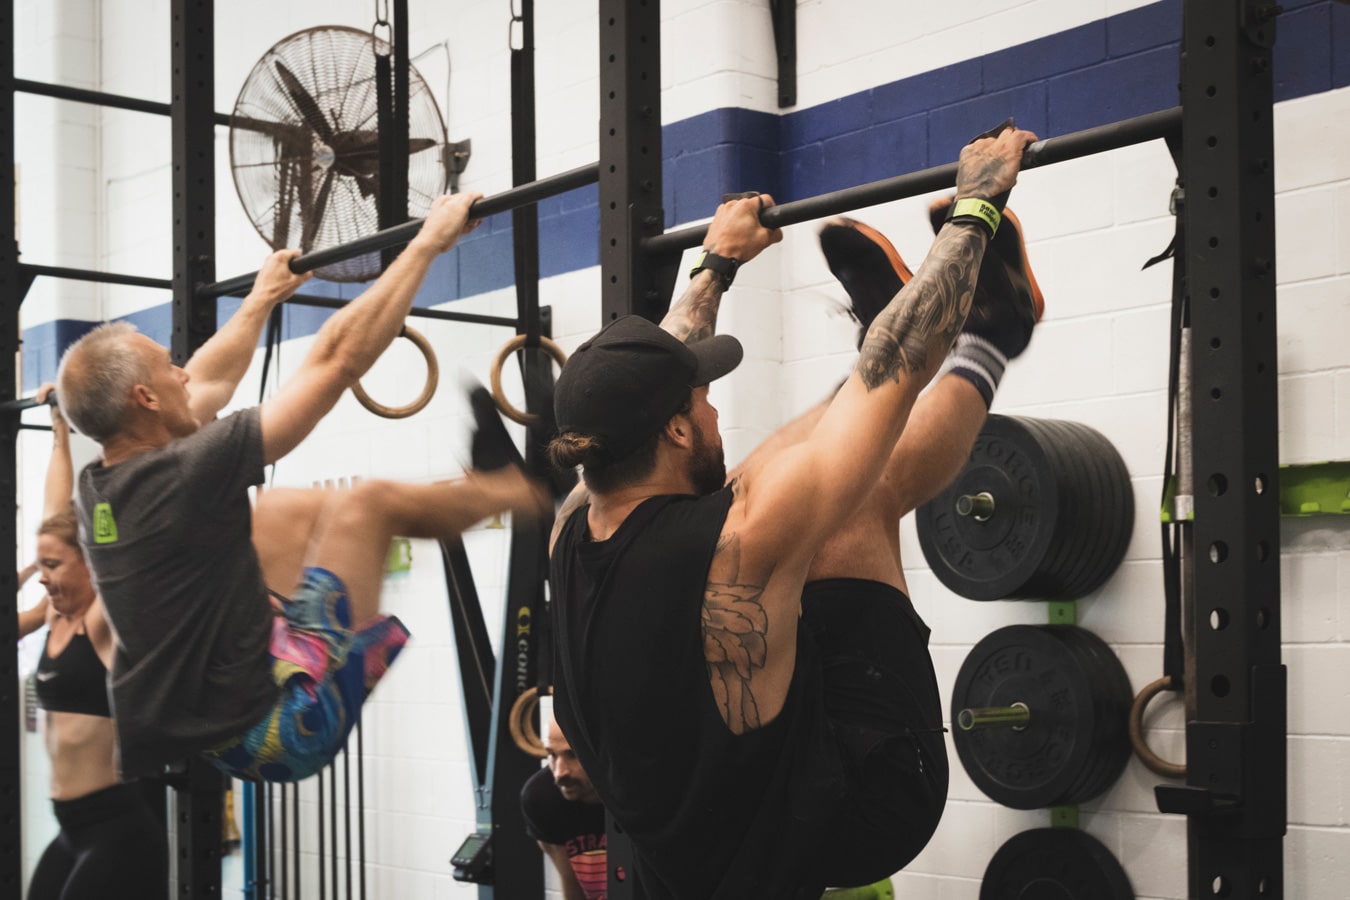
[76,407,279,778]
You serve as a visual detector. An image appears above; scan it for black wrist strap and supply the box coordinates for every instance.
[689,250,739,289]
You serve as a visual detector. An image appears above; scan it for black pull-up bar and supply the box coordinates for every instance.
[0,394,57,414]
[202,162,602,300]
[644,106,1183,256]
[19,263,174,291]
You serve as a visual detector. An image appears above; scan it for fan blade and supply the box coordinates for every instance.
[300,167,337,253]
[231,113,311,144]
[328,132,437,159]
[335,155,379,181]
[329,129,379,159]
[272,159,296,248]
[353,171,378,202]
[274,60,334,143]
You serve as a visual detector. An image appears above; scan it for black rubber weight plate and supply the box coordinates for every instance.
[916,415,1059,601]
[917,415,1133,601]
[1057,423,1133,599]
[951,625,1101,809]
[980,828,1134,900]
[1052,627,1133,804]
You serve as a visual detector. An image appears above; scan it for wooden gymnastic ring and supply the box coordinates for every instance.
[1129,675,1186,778]
[351,326,439,419]
[508,685,546,759]
[488,334,568,426]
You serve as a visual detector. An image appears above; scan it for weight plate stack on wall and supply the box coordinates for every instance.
[980,828,1134,899]
[917,416,1135,601]
[951,624,1133,810]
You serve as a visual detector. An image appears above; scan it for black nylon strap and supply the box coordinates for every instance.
[1159,190,1187,687]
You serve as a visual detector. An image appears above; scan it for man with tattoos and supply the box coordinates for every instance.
[545,125,1038,898]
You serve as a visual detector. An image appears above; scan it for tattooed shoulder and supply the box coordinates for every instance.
[702,579,769,732]
[713,530,742,580]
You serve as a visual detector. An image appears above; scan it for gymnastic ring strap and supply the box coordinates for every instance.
[1129,675,1186,778]
[508,685,546,759]
[489,334,568,426]
[351,326,439,419]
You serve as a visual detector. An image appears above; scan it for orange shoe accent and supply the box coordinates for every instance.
[995,207,1045,322]
[843,217,914,285]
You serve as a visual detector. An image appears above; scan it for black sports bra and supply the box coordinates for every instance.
[35,629,111,718]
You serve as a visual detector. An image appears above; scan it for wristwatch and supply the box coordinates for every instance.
[689,250,739,289]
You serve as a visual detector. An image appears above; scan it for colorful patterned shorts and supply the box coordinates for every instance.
[206,567,409,783]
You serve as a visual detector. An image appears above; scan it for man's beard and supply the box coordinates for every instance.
[689,419,727,496]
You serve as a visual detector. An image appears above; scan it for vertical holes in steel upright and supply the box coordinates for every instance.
[358,719,366,900]
[329,760,337,898]
[291,782,300,897]
[279,783,288,899]
[344,741,352,900]
[317,767,325,899]
[1210,675,1231,698]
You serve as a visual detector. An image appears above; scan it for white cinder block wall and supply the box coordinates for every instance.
[11,0,1349,897]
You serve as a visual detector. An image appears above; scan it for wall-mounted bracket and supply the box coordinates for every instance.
[770,0,796,108]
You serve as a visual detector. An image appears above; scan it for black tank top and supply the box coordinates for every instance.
[551,490,843,900]
[36,629,111,718]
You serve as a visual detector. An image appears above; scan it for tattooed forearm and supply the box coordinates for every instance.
[857,224,985,390]
[702,579,768,733]
[659,267,726,344]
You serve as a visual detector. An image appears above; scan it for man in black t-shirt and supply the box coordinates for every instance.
[544,126,1042,897]
[57,195,550,782]
[521,709,606,900]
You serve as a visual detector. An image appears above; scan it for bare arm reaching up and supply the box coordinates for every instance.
[260,192,483,464]
[36,384,71,518]
[659,193,782,344]
[735,127,1037,566]
[704,127,1038,732]
[185,251,313,423]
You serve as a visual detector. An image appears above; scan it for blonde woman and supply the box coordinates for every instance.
[18,386,166,900]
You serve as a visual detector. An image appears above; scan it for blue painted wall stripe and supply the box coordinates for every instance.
[24,0,1346,389]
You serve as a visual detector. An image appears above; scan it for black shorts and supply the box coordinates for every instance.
[800,578,949,887]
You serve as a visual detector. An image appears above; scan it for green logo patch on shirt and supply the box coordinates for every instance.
[93,502,118,544]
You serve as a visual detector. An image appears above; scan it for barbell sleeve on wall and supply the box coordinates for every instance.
[957,703,1031,732]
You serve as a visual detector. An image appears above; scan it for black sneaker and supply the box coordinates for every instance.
[468,377,578,500]
[520,362,579,499]
[468,383,525,473]
[928,196,1044,360]
[818,217,915,350]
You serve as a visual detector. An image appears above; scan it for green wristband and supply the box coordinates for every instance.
[947,197,1002,238]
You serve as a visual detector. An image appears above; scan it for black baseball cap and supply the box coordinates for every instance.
[553,315,743,460]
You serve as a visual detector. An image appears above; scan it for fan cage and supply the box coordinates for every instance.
[230,25,449,283]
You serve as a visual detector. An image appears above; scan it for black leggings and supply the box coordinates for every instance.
[28,783,168,900]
